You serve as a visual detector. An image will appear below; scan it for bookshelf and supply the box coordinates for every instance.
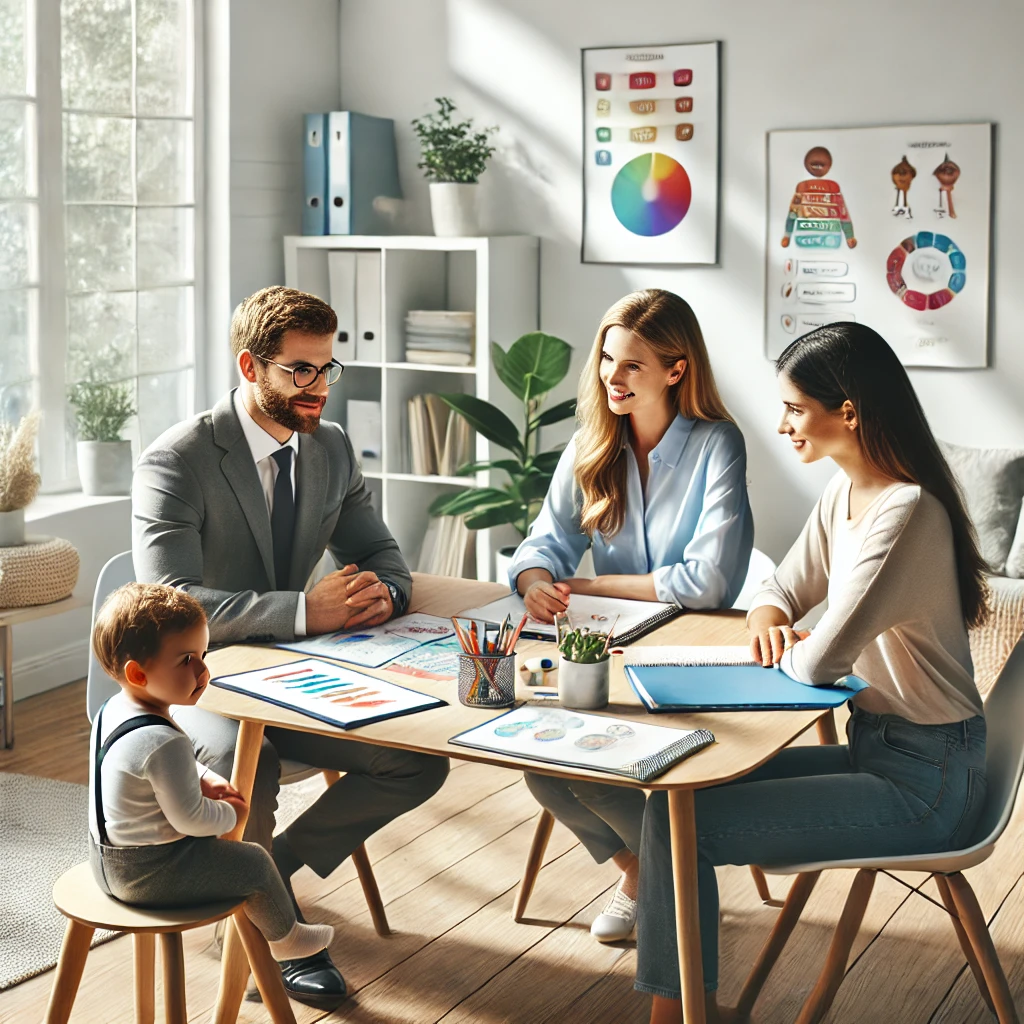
[283,234,540,582]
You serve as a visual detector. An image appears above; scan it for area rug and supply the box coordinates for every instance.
[0,771,323,991]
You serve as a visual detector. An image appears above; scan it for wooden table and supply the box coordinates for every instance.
[201,574,828,1024]
[0,594,89,748]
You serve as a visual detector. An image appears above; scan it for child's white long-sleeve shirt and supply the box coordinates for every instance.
[88,690,237,847]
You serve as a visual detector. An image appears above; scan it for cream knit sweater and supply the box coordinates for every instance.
[752,472,983,725]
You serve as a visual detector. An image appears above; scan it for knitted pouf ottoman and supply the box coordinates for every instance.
[0,536,80,608]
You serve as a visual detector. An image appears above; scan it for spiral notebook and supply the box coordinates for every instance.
[448,705,714,782]
[623,646,868,712]
[456,593,682,646]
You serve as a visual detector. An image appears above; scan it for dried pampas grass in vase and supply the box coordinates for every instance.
[0,412,41,546]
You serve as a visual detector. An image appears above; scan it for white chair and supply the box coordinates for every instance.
[87,552,389,935]
[731,547,777,611]
[735,637,1024,1024]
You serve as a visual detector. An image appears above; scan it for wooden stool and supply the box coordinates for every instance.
[45,862,297,1024]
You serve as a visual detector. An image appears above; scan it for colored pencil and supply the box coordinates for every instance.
[505,613,528,654]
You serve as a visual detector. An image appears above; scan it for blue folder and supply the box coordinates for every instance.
[626,664,868,713]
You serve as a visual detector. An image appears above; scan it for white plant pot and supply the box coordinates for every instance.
[557,656,610,711]
[494,544,518,587]
[77,440,133,496]
[429,182,480,237]
[0,508,25,547]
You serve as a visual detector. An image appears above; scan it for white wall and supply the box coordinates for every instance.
[339,0,1024,560]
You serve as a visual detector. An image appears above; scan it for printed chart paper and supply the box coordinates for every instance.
[277,614,454,668]
[450,705,714,781]
[582,42,720,265]
[387,636,462,682]
[211,658,445,730]
[766,123,992,367]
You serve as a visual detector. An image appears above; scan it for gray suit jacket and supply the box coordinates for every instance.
[132,390,411,644]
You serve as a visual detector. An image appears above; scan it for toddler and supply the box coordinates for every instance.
[88,582,333,960]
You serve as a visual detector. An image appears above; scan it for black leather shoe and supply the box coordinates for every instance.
[278,948,348,1010]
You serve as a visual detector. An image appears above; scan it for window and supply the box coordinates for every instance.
[0,0,197,490]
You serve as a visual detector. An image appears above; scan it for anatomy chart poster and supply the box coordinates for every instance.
[766,124,992,367]
[582,42,720,265]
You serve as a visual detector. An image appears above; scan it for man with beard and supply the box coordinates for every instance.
[132,286,448,1009]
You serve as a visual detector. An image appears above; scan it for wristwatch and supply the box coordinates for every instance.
[378,577,405,615]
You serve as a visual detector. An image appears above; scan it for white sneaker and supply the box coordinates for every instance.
[590,887,637,942]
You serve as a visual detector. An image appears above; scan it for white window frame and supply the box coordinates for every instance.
[22,0,204,492]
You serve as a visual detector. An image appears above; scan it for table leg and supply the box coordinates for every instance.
[213,719,293,1024]
[668,788,705,1024]
[2,623,13,749]
[815,709,839,745]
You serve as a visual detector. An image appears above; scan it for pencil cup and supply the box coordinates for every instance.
[457,653,517,709]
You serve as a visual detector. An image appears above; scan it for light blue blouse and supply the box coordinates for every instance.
[508,415,754,609]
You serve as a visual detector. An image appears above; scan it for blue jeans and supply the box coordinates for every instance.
[635,706,987,997]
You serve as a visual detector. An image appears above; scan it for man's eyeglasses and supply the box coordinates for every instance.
[252,355,344,389]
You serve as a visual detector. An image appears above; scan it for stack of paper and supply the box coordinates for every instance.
[408,393,471,476]
[405,310,474,366]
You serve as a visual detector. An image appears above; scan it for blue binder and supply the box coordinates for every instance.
[326,111,402,235]
[302,113,328,235]
[626,664,868,713]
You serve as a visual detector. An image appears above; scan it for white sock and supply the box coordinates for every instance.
[268,921,334,961]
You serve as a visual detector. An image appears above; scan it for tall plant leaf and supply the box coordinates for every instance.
[530,450,564,473]
[465,504,524,530]
[529,398,577,431]
[493,333,571,403]
[428,487,517,518]
[437,394,523,457]
[454,458,522,478]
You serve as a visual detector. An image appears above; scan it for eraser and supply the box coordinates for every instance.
[523,656,555,672]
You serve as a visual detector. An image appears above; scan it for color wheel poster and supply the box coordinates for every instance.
[766,124,992,367]
[581,42,720,265]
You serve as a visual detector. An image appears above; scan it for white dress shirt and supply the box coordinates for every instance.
[233,389,306,635]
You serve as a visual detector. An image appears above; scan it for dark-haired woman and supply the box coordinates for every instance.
[637,323,989,1024]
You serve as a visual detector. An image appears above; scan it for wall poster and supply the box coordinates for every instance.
[581,42,720,265]
[766,123,992,367]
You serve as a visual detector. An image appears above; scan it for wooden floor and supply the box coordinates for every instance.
[2,681,1023,1023]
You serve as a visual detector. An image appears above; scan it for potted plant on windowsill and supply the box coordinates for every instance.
[556,625,612,710]
[69,376,136,496]
[411,96,497,237]
[427,331,576,582]
[0,412,41,547]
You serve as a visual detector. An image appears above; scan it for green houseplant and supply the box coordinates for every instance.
[68,375,136,495]
[411,96,497,236]
[556,626,612,710]
[428,331,576,546]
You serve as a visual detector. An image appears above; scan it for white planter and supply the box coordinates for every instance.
[494,544,518,587]
[77,440,133,496]
[557,656,610,711]
[0,508,25,547]
[429,182,480,237]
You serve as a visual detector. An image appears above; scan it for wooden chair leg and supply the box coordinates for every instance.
[935,874,996,1014]
[159,932,187,1024]
[816,709,839,745]
[212,917,251,1024]
[233,909,298,1024]
[735,871,821,1017]
[794,868,876,1024]
[44,919,95,1024]
[513,809,555,922]
[352,842,391,936]
[749,865,773,903]
[945,872,1020,1024]
[133,932,156,1024]
[320,769,391,935]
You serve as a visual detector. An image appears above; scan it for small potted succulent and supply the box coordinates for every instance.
[556,624,612,711]
[69,376,136,496]
[411,96,497,237]
[0,412,41,546]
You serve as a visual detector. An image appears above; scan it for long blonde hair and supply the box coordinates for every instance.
[575,289,733,538]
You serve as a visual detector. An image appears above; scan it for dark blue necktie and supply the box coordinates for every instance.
[270,447,295,589]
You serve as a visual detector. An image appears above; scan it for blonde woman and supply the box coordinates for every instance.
[509,289,753,944]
